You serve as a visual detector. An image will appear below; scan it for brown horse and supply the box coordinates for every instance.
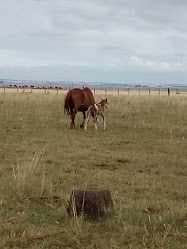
[64,87,95,129]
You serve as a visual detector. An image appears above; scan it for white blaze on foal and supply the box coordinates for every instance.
[84,98,108,130]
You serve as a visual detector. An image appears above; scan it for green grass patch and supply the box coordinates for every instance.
[0,93,186,248]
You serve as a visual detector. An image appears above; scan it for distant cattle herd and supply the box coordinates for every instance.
[8,85,63,89]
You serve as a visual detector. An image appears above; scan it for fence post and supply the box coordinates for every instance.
[168,88,170,96]
[149,88,151,95]
[139,88,141,95]
[118,88,119,95]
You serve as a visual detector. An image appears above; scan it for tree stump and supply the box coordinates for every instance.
[67,188,114,218]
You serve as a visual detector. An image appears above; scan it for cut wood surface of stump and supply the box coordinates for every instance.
[67,188,114,218]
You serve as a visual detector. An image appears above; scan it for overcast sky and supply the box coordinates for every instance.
[1,0,187,84]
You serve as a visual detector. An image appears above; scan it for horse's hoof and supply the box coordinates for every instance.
[80,124,84,129]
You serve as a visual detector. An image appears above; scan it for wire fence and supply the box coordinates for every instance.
[0,86,187,97]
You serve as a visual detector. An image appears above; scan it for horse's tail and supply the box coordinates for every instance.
[64,91,72,115]
[64,97,70,115]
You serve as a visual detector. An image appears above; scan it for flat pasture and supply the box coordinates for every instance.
[0,91,186,248]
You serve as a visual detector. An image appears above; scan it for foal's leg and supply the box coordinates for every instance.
[84,113,90,130]
[80,111,86,129]
[94,119,98,130]
[94,113,98,130]
[100,114,106,129]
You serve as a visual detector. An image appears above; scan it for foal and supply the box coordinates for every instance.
[84,98,108,130]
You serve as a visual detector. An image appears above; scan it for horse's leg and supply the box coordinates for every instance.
[80,111,86,129]
[70,109,77,129]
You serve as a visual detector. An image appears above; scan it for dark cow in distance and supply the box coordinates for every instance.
[64,87,95,129]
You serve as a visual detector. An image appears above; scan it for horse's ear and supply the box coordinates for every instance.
[106,98,107,101]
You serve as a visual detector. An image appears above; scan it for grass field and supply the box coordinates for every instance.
[0,91,187,248]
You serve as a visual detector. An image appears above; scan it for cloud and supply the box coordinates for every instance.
[0,0,187,83]
[129,55,183,71]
